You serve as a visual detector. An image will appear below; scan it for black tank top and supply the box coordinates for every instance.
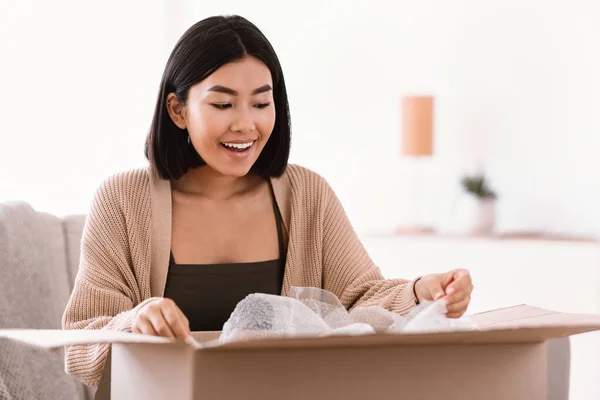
[163,183,286,332]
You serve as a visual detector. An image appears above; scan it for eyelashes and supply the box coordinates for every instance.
[211,103,271,110]
[211,104,231,110]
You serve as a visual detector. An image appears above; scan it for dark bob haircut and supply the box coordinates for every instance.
[144,15,291,180]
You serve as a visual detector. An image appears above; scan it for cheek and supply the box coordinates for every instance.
[257,108,276,138]
[187,107,229,142]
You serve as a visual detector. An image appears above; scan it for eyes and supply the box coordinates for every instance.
[211,103,271,110]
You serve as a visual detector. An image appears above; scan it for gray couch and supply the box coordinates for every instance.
[0,201,93,400]
[0,201,571,400]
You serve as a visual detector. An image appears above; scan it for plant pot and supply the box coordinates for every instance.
[454,196,497,235]
[471,198,496,234]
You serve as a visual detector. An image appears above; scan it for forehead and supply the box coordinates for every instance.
[198,56,273,92]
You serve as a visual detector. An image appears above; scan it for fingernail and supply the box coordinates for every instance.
[446,287,455,295]
[435,292,444,300]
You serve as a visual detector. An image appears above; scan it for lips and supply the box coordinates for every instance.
[221,140,255,150]
[221,140,256,153]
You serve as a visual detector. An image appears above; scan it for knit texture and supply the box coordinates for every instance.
[62,164,418,387]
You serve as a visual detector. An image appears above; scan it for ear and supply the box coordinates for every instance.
[166,93,187,130]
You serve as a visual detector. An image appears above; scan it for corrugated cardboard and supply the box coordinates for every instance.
[2,304,600,400]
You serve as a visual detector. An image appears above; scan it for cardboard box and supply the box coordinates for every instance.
[2,304,600,400]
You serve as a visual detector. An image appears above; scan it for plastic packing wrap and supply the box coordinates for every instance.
[220,286,479,344]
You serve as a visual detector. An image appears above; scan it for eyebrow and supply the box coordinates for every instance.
[207,84,272,96]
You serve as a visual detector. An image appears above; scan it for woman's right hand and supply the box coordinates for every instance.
[132,298,191,340]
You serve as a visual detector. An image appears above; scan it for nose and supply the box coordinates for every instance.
[230,106,256,134]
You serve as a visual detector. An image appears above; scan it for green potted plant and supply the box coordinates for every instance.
[459,174,498,234]
[461,175,497,201]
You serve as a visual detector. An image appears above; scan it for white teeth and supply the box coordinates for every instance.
[222,141,254,149]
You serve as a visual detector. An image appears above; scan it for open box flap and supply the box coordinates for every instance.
[0,328,173,350]
[2,305,600,351]
[470,304,600,328]
[471,304,557,327]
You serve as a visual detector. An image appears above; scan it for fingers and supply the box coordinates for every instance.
[444,288,472,310]
[442,271,455,288]
[133,298,190,340]
[445,269,473,297]
[423,276,445,301]
[148,311,176,338]
[446,295,471,318]
[132,315,158,336]
[435,269,473,318]
[177,308,191,335]
[162,304,191,340]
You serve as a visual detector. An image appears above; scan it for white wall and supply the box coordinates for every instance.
[0,0,167,216]
[1,0,600,238]
[177,0,600,236]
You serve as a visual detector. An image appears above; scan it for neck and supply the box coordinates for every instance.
[171,166,262,200]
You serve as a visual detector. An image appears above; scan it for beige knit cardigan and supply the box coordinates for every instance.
[62,164,418,387]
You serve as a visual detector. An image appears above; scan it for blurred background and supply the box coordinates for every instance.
[1,0,599,238]
[1,1,600,399]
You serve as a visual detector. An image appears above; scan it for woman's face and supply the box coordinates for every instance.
[169,56,276,178]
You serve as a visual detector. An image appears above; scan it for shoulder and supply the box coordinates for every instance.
[281,164,334,197]
[90,167,151,215]
[275,164,340,219]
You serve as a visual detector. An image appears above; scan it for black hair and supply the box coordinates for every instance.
[144,15,291,180]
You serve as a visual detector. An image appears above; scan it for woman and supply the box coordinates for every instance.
[62,15,473,387]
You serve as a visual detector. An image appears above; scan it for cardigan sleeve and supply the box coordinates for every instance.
[61,177,160,387]
[320,180,419,314]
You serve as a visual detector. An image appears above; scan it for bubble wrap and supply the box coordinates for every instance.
[220,286,479,344]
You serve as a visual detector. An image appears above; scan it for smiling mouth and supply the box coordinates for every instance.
[221,141,255,152]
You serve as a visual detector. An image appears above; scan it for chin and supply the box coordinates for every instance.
[216,164,254,178]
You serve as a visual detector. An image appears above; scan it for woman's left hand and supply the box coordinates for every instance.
[414,268,473,318]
